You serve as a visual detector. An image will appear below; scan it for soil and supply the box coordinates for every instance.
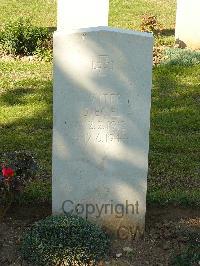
[0,204,199,266]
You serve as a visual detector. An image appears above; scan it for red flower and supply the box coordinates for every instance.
[2,166,15,178]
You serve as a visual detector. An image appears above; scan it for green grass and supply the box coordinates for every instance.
[0,60,199,205]
[19,179,51,204]
[149,64,200,206]
[0,60,52,171]
[0,0,199,205]
[0,0,176,30]
[0,0,176,46]
[0,0,56,29]
[109,0,176,46]
[109,0,176,30]
[0,0,177,51]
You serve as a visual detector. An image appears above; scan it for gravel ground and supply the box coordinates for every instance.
[0,205,199,266]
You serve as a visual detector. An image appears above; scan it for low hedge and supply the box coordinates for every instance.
[20,214,110,266]
[0,18,51,56]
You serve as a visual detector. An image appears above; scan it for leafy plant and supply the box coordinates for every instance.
[0,18,51,55]
[161,48,200,66]
[141,15,161,35]
[140,15,164,66]
[0,164,16,219]
[20,215,110,266]
[34,38,53,62]
[172,244,200,265]
[153,46,163,66]
[0,151,39,218]
[1,151,38,179]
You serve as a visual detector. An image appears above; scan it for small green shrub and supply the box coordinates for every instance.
[34,38,53,62]
[156,36,175,47]
[0,18,51,56]
[20,215,110,266]
[171,244,200,265]
[161,48,200,66]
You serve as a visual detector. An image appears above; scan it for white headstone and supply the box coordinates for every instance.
[52,26,153,240]
[175,0,200,49]
[57,0,109,31]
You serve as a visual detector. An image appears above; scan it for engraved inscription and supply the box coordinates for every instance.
[83,93,120,117]
[65,92,131,145]
[66,119,128,144]
[75,130,128,144]
[92,55,113,75]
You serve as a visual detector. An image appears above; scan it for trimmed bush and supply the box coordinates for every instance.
[0,18,51,55]
[20,215,110,266]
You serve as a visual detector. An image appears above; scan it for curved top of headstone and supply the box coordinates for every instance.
[54,26,153,39]
[57,0,109,32]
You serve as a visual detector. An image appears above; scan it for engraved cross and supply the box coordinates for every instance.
[92,55,113,74]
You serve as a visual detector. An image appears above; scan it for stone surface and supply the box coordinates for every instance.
[52,27,153,240]
[57,0,109,32]
[175,0,200,49]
